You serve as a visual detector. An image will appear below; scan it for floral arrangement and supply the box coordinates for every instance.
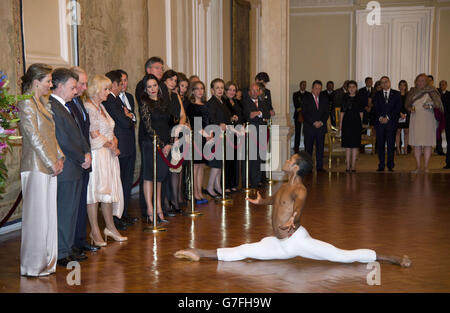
[0,71,29,195]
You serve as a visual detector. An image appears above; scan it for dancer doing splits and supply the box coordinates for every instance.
[175,152,411,268]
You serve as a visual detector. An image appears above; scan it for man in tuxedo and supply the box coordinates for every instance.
[117,69,138,225]
[49,68,91,267]
[292,81,310,153]
[302,80,329,172]
[321,81,335,127]
[373,76,402,172]
[255,72,275,117]
[68,67,99,260]
[242,83,271,187]
[104,70,135,230]
[358,77,373,109]
[333,80,349,110]
[439,80,450,169]
[135,57,167,218]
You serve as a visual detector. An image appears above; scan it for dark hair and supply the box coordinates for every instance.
[144,57,164,72]
[348,80,358,88]
[51,68,78,90]
[365,77,373,83]
[141,74,166,112]
[300,81,306,85]
[427,75,434,81]
[312,80,322,88]
[117,69,128,78]
[294,152,313,178]
[326,81,334,86]
[398,80,408,90]
[105,70,122,85]
[210,78,225,89]
[255,72,270,83]
[380,76,390,81]
[189,81,207,104]
[177,72,188,85]
[21,63,53,94]
[161,70,177,83]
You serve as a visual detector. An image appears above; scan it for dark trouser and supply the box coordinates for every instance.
[294,120,302,152]
[57,179,82,259]
[139,140,147,217]
[226,157,239,189]
[119,151,136,218]
[445,119,450,166]
[73,172,89,249]
[376,124,396,169]
[304,129,325,170]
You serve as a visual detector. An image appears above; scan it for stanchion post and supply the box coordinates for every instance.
[186,129,203,216]
[268,118,273,185]
[219,129,232,205]
[144,134,167,233]
[244,122,254,195]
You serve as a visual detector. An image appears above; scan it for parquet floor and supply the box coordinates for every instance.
[1,172,450,293]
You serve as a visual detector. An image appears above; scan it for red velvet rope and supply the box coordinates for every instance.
[157,148,185,169]
[0,192,23,228]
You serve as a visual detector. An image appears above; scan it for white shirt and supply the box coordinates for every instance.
[383,89,391,100]
[252,98,262,118]
[51,94,70,113]
[119,92,136,122]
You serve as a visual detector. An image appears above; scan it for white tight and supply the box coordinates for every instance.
[217,226,376,264]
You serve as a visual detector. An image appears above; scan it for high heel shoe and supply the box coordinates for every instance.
[146,215,154,224]
[205,189,221,199]
[157,212,169,224]
[90,233,107,247]
[104,228,128,242]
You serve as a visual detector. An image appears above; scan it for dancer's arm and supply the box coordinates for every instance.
[279,188,306,232]
[246,191,275,205]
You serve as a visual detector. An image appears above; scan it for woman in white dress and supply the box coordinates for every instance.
[406,73,444,173]
[84,75,127,245]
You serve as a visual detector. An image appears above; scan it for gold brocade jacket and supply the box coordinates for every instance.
[17,96,65,174]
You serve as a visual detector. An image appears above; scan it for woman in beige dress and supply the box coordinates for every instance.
[406,73,444,173]
[84,75,127,245]
[18,63,65,276]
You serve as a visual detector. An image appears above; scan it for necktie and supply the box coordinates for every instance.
[314,95,319,110]
[65,102,78,126]
[384,91,388,103]
[255,99,258,109]
[73,98,86,121]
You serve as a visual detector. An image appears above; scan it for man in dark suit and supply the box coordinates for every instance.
[117,69,138,225]
[333,80,349,110]
[104,70,135,230]
[49,68,91,267]
[242,83,271,187]
[439,80,450,169]
[255,72,275,117]
[292,81,310,153]
[69,67,99,260]
[302,80,329,172]
[373,76,402,171]
[358,77,373,109]
[321,81,335,127]
[135,57,167,218]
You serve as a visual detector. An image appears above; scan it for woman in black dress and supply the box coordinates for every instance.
[140,74,176,223]
[186,80,211,204]
[396,80,409,155]
[224,81,243,192]
[205,78,232,198]
[339,80,363,172]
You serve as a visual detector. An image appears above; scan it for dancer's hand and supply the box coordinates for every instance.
[246,191,263,204]
[279,212,297,233]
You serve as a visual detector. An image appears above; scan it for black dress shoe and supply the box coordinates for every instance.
[166,210,177,217]
[123,216,138,224]
[443,165,450,169]
[57,257,73,267]
[316,168,326,173]
[388,167,394,172]
[376,167,385,172]
[71,251,88,262]
[80,244,100,252]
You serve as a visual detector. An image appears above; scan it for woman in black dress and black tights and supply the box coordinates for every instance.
[205,78,233,198]
[396,80,410,155]
[140,74,177,223]
[223,81,243,192]
[339,80,364,172]
[186,80,211,204]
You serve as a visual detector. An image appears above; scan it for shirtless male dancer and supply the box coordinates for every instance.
[174,152,411,267]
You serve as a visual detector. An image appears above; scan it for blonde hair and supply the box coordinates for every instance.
[87,74,111,98]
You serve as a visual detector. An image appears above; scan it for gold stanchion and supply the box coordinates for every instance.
[144,134,167,233]
[219,130,232,205]
[244,122,254,195]
[186,129,203,216]
[268,118,273,185]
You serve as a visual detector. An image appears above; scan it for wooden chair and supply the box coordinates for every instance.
[325,108,345,169]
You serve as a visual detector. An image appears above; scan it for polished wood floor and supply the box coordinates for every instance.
[1,172,450,293]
